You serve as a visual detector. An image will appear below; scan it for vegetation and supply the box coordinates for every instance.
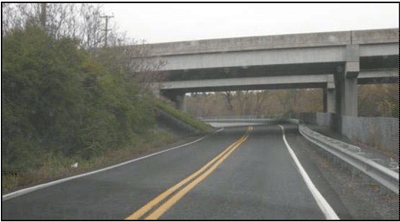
[358,84,399,118]
[186,89,323,118]
[2,24,166,190]
[150,96,212,132]
[1,3,205,193]
[3,3,396,194]
[186,86,399,118]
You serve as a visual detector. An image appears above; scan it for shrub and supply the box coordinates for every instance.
[2,24,156,172]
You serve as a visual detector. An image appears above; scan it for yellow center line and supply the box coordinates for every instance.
[145,133,250,220]
[125,126,253,220]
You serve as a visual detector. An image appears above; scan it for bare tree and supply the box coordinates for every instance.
[235,90,252,116]
[2,3,41,34]
[2,3,166,94]
[253,91,270,117]
[2,3,104,48]
[222,91,234,112]
[93,40,166,94]
[79,4,104,49]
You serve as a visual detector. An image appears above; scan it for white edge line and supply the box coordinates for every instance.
[278,125,339,220]
[2,128,224,201]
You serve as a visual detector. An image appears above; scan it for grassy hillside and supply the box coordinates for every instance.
[149,96,213,132]
[1,25,209,193]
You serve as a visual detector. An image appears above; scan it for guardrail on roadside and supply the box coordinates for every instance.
[297,123,399,195]
[201,117,399,194]
[202,118,297,124]
[202,118,271,123]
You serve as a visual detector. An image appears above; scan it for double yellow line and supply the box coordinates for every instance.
[125,126,253,220]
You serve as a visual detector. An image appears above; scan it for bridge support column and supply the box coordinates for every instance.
[323,75,335,113]
[162,90,186,112]
[175,93,186,112]
[150,83,161,98]
[334,44,359,116]
[323,89,336,113]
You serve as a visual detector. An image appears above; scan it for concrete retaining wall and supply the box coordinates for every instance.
[341,115,399,154]
[293,112,399,154]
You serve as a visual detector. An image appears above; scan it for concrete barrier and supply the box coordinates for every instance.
[292,112,399,155]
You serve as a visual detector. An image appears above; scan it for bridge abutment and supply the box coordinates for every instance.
[162,90,186,112]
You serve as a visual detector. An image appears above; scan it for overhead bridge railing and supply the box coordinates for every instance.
[284,119,399,195]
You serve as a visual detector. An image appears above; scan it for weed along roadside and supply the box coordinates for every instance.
[2,130,171,193]
[1,21,213,194]
[2,97,212,194]
[150,95,213,133]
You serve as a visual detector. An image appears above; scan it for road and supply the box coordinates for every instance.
[2,124,350,220]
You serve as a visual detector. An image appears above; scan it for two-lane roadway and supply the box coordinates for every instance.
[2,124,348,220]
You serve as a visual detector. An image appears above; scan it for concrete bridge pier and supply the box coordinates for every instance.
[323,75,336,113]
[150,84,161,98]
[334,45,360,116]
[334,68,359,116]
[323,89,336,113]
[162,90,186,112]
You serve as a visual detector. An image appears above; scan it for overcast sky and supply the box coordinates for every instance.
[102,3,399,44]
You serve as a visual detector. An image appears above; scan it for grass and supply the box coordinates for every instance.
[149,96,213,132]
[350,138,399,160]
[2,130,174,194]
[2,96,213,193]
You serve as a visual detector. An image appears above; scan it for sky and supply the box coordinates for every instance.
[101,3,399,44]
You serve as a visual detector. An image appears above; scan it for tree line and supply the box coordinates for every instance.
[186,85,399,118]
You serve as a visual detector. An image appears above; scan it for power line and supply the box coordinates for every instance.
[100,14,114,47]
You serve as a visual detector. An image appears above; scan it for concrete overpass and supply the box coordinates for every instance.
[156,70,398,92]
[134,28,399,116]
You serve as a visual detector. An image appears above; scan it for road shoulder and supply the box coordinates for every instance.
[285,124,399,220]
[2,130,218,199]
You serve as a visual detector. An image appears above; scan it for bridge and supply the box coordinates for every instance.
[135,28,399,116]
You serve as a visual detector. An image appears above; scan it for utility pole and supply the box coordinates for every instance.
[40,3,46,28]
[100,14,114,47]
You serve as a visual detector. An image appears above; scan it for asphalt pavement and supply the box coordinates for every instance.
[2,124,347,220]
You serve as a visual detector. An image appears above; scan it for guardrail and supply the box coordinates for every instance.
[202,118,271,123]
[200,117,399,194]
[202,117,297,123]
[199,115,285,120]
[298,123,399,195]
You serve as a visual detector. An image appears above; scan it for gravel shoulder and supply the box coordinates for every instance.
[284,124,399,220]
[306,124,399,167]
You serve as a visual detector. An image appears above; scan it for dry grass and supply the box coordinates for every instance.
[2,131,174,194]
[351,139,399,160]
